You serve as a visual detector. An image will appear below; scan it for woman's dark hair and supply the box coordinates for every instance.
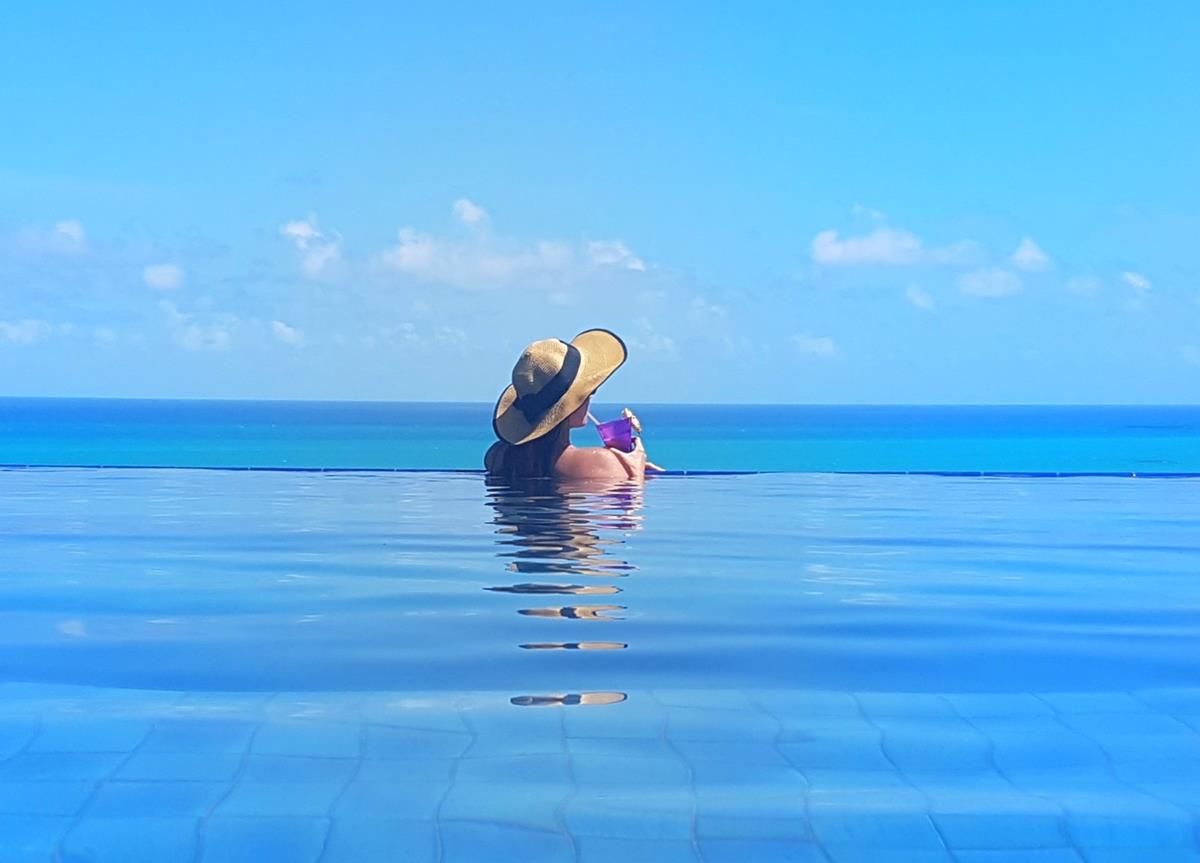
[493,421,571,479]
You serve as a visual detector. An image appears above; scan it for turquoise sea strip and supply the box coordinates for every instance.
[3,399,1199,473]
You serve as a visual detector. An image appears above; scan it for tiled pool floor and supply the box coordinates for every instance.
[3,683,1200,862]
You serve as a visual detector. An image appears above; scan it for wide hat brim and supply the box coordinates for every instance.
[493,328,627,445]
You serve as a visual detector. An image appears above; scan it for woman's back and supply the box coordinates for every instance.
[484,436,646,481]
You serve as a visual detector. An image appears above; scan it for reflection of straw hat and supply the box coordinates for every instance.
[511,691,627,707]
[494,329,626,445]
[518,604,624,620]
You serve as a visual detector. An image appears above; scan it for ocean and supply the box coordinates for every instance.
[3,398,1199,473]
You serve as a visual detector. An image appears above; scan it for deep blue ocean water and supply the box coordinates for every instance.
[3,398,1200,472]
[1,400,1199,860]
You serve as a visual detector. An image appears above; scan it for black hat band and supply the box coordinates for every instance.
[513,341,582,423]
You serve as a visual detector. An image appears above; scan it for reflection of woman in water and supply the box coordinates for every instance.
[484,475,642,703]
[484,329,661,480]
[485,476,642,579]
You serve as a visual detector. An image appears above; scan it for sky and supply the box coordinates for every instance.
[1,1,1198,404]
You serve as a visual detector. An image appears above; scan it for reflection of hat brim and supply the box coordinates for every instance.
[493,329,627,446]
[510,691,628,707]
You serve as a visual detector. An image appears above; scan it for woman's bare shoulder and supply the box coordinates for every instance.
[554,445,640,480]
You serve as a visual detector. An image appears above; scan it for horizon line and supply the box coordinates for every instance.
[2,396,1198,409]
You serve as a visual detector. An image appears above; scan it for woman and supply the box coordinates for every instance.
[484,328,660,480]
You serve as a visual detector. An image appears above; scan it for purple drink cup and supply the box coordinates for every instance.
[595,417,635,452]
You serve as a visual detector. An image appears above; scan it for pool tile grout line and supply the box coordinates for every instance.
[553,707,581,863]
[1030,691,1200,854]
[650,690,703,862]
[312,717,369,863]
[850,691,954,857]
[745,689,833,862]
[194,704,266,863]
[431,697,478,863]
[943,694,1075,853]
[52,717,159,862]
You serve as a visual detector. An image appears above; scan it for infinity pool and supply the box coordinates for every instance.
[2,468,1199,861]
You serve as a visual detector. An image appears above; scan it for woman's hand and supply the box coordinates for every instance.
[632,437,665,473]
[619,410,663,472]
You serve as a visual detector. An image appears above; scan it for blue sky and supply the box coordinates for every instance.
[2,2,1198,403]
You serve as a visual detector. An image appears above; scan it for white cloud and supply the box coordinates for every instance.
[377,212,648,290]
[1121,271,1151,294]
[0,319,51,345]
[176,325,231,351]
[280,215,342,278]
[481,239,572,280]
[905,284,935,311]
[1181,346,1200,366]
[160,301,187,327]
[15,219,87,255]
[143,263,184,291]
[359,322,467,351]
[689,296,727,319]
[304,246,341,278]
[682,295,730,339]
[958,268,1022,298]
[587,240,646,272]
[160,301,236,352]
[852,203,887,221]
[812,227,920,265]
[395,322,418,342]
[433,325,468,346]
[1066,275,1100,295]
[811,227,974,266]
[280,218,320,244]
[452,198,488,225]
[631,318,677,359]
[94,327,118,344]
[270,320,304,345]
[1012,237,1052,272]
[792,333,837,358]
[361,323,418,348]
[55,219,85,246]
[382,228,438,274]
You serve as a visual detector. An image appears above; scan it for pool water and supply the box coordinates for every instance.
[1,468,1199,861]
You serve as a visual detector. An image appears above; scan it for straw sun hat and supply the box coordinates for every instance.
[493,328,627,446]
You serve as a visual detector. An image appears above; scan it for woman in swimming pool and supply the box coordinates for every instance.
[484,328,662,481]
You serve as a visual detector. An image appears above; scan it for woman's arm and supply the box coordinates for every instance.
[606,437,664,476]
[605,446,643,480]
[555,444,645,480]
